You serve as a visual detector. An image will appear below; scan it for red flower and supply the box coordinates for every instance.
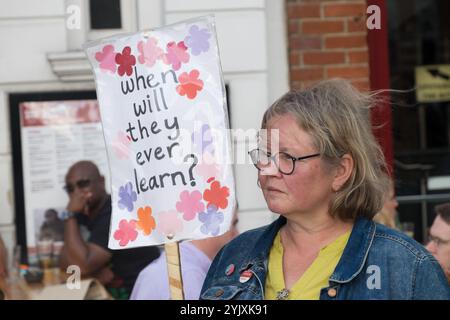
[203,180,230,209]
[113,219,138,247]
[115,47,136,76]
[176,69,204,99]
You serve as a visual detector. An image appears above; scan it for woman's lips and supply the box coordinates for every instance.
[266,187,284,193]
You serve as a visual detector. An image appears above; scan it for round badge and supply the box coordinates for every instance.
[239,270,253,283]
[225,264,235,276]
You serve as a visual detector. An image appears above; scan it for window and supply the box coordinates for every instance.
[89,0,122,30]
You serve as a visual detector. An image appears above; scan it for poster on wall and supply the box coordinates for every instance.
[19,100,110,254]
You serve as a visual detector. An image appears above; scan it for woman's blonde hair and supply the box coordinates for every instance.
[261,79,390,221]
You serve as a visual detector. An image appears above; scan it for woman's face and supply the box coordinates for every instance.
[258,115,336,217]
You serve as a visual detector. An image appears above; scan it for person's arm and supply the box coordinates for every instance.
[0,235,7,278]
[59,191,111,276]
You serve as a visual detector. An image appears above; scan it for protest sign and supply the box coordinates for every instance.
[84,16,235,252]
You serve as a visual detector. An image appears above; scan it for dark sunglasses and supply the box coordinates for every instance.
[63,179,91,194]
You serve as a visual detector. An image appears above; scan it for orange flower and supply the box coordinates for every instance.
[136,206,156,236]
[176,69,204,99]
[203,180,230,209]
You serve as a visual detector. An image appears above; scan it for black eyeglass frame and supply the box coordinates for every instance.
[248,148,321,175]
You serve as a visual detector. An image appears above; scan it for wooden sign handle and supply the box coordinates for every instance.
[164,242,184,300]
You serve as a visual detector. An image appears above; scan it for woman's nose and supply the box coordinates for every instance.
[260,161,280,176]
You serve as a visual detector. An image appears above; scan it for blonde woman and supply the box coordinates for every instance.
[200,79,450,300]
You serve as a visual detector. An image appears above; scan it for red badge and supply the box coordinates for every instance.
[239,270,253,283]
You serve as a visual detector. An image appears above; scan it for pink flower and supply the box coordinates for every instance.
[113,219,138,247]
[176,69,204,99]
[95,45,117,73]
[137,37,164,67]
[157,210,183,237]
[195,152,222,181]
[162,41,189,71]
[115,46,136,76]
[112,131,131,159]
[176,190,205,221]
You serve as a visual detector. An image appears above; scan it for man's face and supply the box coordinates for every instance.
[65,165,105,213]
[425,215,450,273]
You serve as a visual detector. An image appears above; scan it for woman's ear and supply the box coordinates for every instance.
[332,154,354,192]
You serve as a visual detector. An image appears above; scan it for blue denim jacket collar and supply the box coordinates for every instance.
[239,216,375,284]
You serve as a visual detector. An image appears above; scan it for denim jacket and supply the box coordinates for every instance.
[200,216,450,300]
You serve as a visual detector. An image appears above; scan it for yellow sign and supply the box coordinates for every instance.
[415,65,450,103]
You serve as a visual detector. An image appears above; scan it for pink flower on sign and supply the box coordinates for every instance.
[157,210,183,237]
[176,70,204,99]
[95,45,117,73]
[112,131,131,159]
[176,190,205,221]
[137,37,164,67]
[162,41,189,71]
[113,219,138,247]
[195,152,222,181]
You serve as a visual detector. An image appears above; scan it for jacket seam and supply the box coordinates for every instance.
[374,233,425,258]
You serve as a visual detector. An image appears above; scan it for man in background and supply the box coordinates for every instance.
[59,160,160,299]
[426,203,450,284]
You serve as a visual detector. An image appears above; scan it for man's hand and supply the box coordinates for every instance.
[67,191,92,215]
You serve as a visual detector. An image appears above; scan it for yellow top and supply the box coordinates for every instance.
[265,229,351,300]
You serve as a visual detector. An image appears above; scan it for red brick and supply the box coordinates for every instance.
[288,3,321,19]
[291,68,324,82]
[302,20,345,35]
[303,51,346,65]
[323,3,366,17]
[348,50,369,63]
[325,35,367,49]
[290,37,322,50]
[289,52,300,66]
[289,20,299,34]
[351,79,371,91]
[326,66,369,79]
[347,17,367,32]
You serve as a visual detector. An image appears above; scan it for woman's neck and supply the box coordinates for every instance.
[281,211,353,252]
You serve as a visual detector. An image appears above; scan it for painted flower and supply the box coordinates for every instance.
[113,219,138,247]
[136,206,156,236]
[112,131,131,159]
[195,152,222,181]
[95,44,117,73]
[176,69,204,99]
[176,190,205,221]
[157,210,183,237]
[203,179,230,209]
[198,205,223,236]
[115,46,136,76]
[162,41,189,71]
[191,123,214,155]
[118,182,137,212]
[184,25,211,56]
[137,37,164,67]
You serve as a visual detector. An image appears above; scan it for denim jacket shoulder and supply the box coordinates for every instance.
[200,217,450,300]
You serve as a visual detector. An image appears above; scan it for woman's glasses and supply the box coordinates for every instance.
[63,179,91,194]
[248,148,320,175]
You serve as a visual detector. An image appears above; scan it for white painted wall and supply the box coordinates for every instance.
[0,0,289,259]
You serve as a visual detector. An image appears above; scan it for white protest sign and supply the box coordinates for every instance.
[84,16,235,249]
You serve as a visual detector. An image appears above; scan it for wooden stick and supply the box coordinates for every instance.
[164,242,184,300]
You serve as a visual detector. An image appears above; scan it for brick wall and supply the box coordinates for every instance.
[287,0,370,90]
